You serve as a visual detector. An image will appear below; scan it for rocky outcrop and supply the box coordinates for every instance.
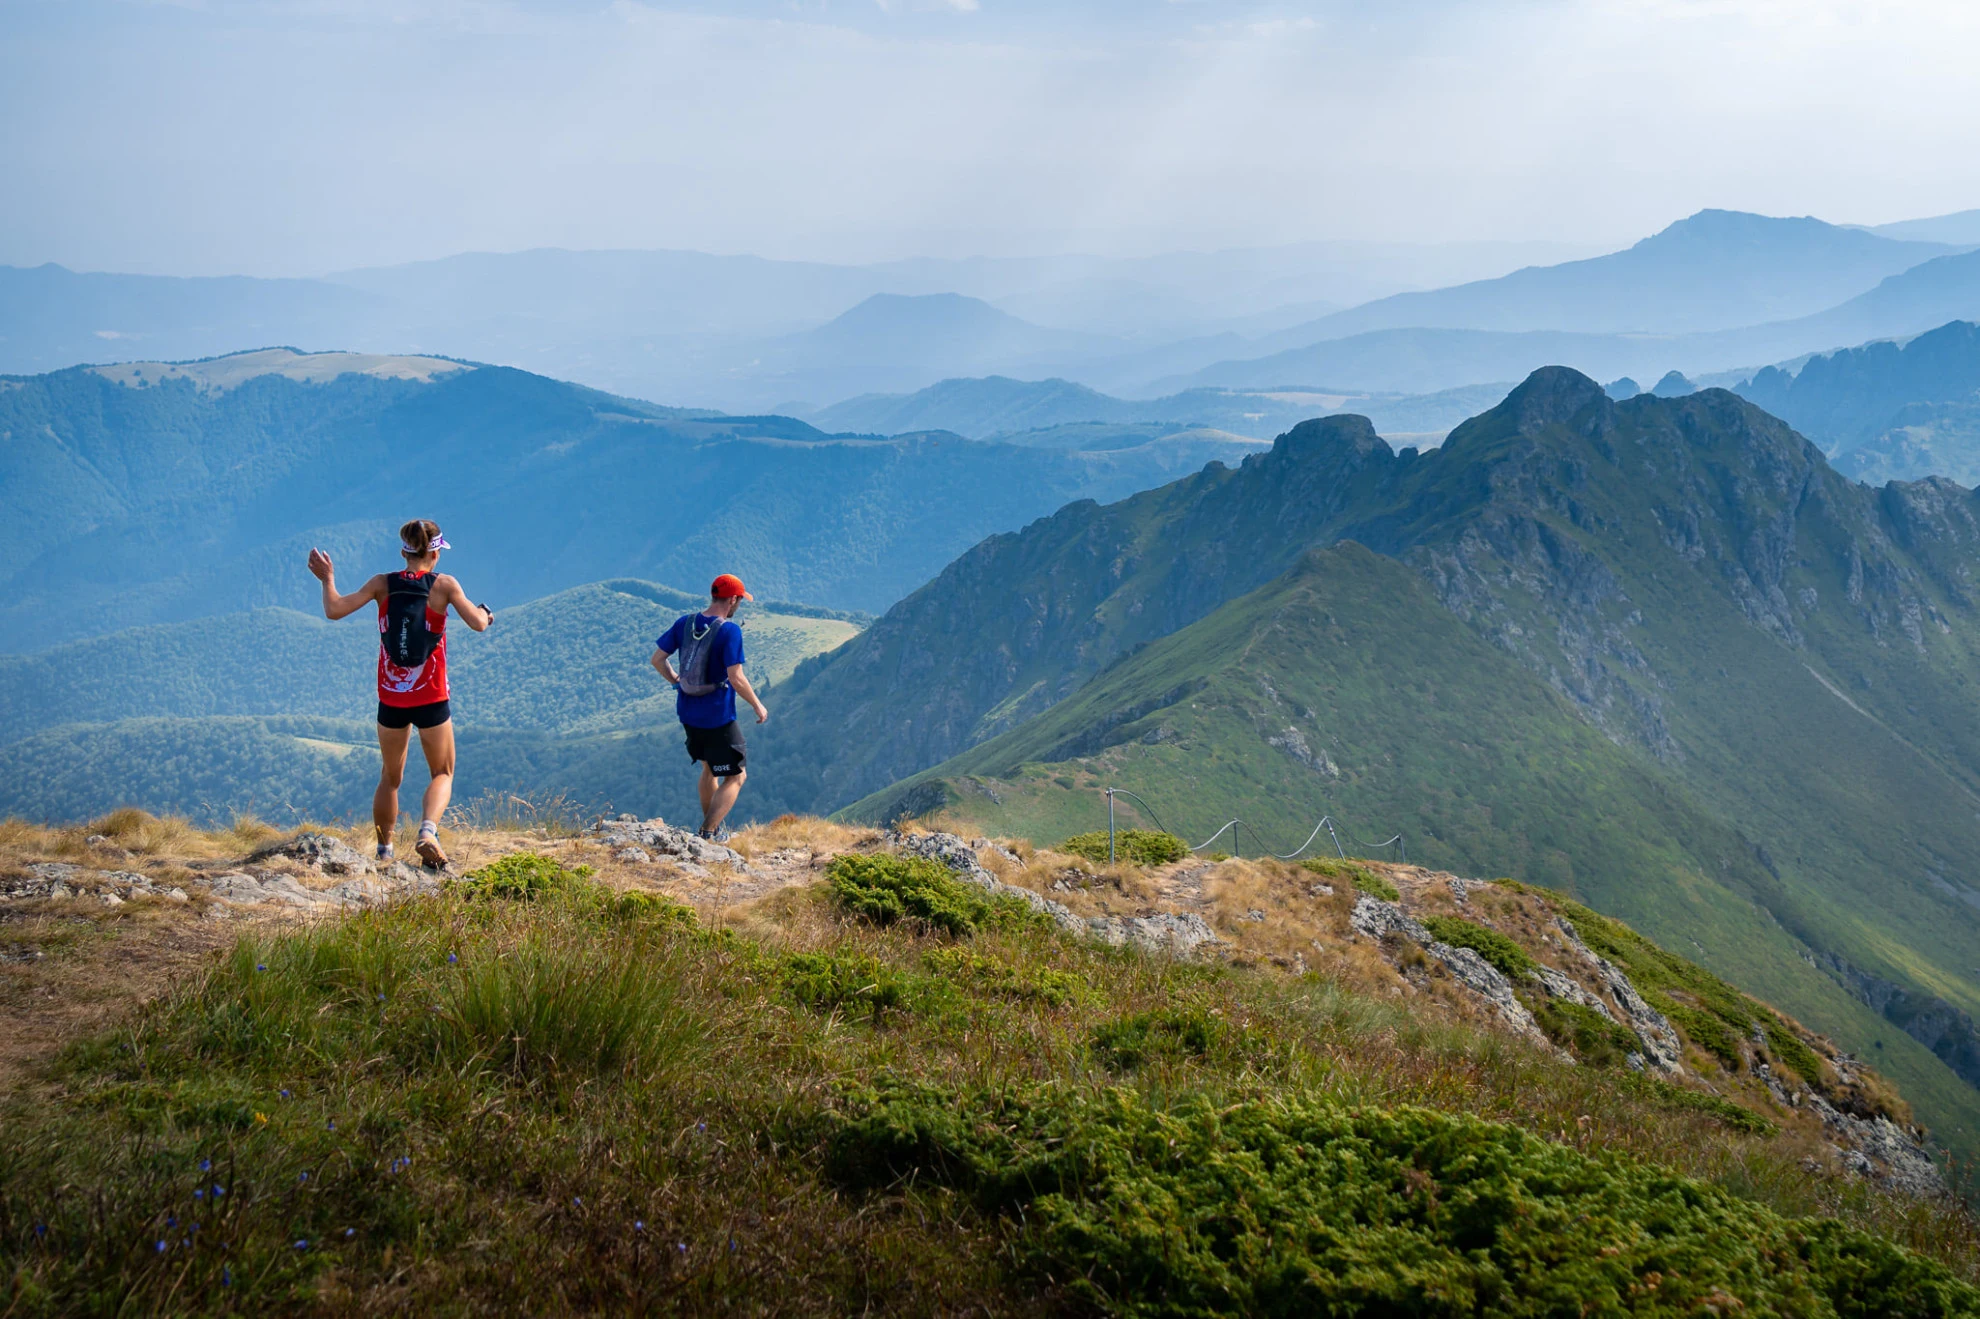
[1528,965,1619,1019]
[589,815,744,869]
[1556,918,1684,1073]
[1351,895,1544,1042]
[895,831,1219,957]
[1350,893,1430,943]
[4,863,187,905]
[247,831,374,875]
[200,865,439,910]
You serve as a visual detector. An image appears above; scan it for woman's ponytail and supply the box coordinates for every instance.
[400,519,440,559]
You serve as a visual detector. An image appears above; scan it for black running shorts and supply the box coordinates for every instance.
[378,699,452,730]
[684,720,746,776]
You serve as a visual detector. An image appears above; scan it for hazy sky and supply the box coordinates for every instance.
[4,0,1978,275]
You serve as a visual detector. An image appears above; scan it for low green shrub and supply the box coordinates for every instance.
[782,952,912,1019]
[1089,1008,1223,1071]
[1303,858,1399,901]
[1531,996,1639,1067]
[1420,914,1536,979]
[826,853,998,936]
[824,1079,1971,1317]
[923,948,1092,1009]
[1056,829,1189,867]
[457,852,595,902]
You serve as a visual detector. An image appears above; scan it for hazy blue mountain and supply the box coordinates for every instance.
[0,351,1305,648]
[1651,370,1696,397]
[1866,209,1980,246]
[810,375,1511,442]
[1764,249,1980,351]
[732,294,1101,405]
[1251,211,1952,344]
[1604,377,1641,400]
[0,263,380,375]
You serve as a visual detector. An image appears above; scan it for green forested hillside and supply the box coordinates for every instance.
[0,580,858,743]
[0,352,1279,648]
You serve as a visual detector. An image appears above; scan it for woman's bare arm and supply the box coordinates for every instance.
[307,549,384,621]
[435,574,492,631]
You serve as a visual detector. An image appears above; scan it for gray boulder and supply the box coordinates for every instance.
[248,831,373,875]
[588,817,743,868]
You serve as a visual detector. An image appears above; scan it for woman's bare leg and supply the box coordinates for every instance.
[414,720,457,866]
[374,724,413,847]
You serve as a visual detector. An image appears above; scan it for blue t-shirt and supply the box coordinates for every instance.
[657,613,745,728]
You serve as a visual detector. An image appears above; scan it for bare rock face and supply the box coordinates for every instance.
[1528,966,1618,1020]
[1555,917,1684,1073]
[1350,893,1430,943]
[1351,894,1546,1043]
[1085,911,1221,957]
[588,816,743,868]
[248,832,373,876]
[1424,940,1547,1042]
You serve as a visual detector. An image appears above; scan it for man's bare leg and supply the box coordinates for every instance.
[698,762,718,832]
[705,768,747,835]
[415,721,457,867]
[374,724,413,849]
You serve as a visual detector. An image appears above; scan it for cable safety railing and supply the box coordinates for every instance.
[1101,787,1405,866]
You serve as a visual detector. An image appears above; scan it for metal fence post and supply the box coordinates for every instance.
[1107,789,1116,865]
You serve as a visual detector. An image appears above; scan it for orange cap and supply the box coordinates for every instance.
[711,573,753,601]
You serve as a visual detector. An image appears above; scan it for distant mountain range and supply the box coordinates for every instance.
[1258,210,1957,341]
[806,375,1509,443]
[0,350,1274,648]
[1167,242,1980,398]
[7,209,1977,410]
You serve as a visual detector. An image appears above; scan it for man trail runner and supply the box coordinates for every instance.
[306,520,492,868]
[652,574,769,841]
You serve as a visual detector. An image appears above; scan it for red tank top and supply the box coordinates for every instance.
[376,572,449,707]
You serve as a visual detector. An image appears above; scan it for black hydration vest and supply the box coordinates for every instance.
[382,572,444,668]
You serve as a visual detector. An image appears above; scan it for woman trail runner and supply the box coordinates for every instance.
[306,520,492,868]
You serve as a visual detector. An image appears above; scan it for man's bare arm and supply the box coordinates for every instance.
[435,575,492,632]
[652,647,680,685]
[729,664,768,723]
[307,549,383,621]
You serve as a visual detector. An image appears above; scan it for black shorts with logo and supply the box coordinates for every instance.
[684,720,747,776]
[378,699,452,730]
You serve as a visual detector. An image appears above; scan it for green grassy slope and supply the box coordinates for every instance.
[2,846,1974,1311]
[0,580,858,742]
[841,543,1980,1169]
